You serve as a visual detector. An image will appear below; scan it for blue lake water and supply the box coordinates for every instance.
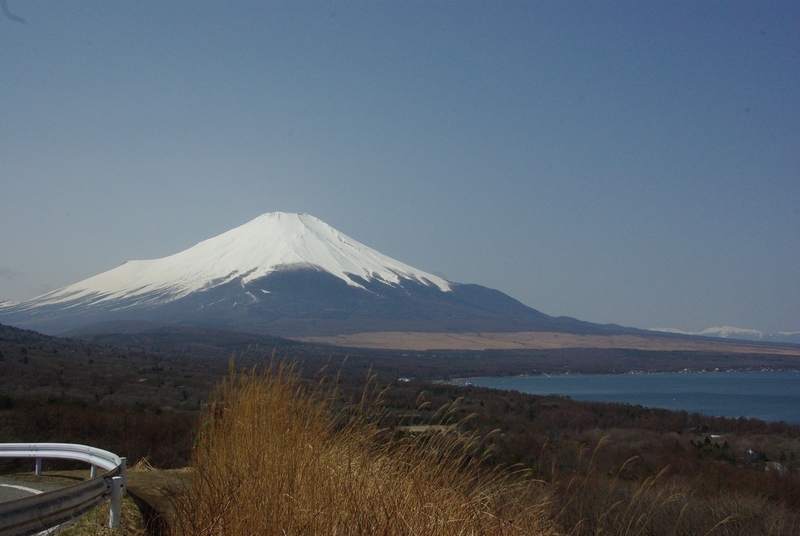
[453,371,800,424]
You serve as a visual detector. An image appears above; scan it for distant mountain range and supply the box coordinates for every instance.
[650,326,800,344]
[0,212,621,338]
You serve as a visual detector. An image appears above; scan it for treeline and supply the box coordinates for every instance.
[0,397,194,470]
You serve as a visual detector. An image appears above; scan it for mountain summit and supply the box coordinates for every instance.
[0,212,601,337]
[10,212,450,309]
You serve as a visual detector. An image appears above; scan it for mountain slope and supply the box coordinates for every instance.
[0,212,611,337]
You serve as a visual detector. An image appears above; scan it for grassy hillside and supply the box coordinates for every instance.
[170,362,556,535]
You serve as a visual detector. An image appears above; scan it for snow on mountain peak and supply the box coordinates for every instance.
[20,212,451,308]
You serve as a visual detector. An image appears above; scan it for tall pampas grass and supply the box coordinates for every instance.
[169,361,555,535]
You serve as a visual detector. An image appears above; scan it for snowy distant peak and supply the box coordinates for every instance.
[698,326,764,339]
[13,212,451,309]
[650,325,764,339]
[650,326,800,344]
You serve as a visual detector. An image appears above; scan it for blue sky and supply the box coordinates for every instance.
[1,1,798,333]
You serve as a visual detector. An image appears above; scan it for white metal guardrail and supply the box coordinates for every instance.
[0,443,126,535]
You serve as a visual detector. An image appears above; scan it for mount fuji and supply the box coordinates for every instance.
[0,212,610,337]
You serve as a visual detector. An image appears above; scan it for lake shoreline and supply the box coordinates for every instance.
[450,371,800,424]
[448,366,800,383]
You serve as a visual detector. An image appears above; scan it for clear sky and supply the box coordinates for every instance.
[1,1,798,334]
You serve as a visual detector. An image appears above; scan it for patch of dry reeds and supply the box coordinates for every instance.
[169,361,555,535]
[548,437,799,536]
[551,437,691,535]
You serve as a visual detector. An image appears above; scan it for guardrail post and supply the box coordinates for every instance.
[35,457,42,476]
[109,476,122,528]
[119,457,127,494]
[90,465,97,478]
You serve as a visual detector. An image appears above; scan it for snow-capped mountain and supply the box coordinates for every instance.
[0,212,599,337]
[4,213,449,310]
[650,326,800,344]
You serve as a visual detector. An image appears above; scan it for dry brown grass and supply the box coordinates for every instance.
[56,495,147,536]
[545,438,687,536]
[546,437,800,536]
[169,361,556,535]
[301,331,800,354]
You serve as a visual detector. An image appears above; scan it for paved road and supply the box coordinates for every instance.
[0,476,67,503]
